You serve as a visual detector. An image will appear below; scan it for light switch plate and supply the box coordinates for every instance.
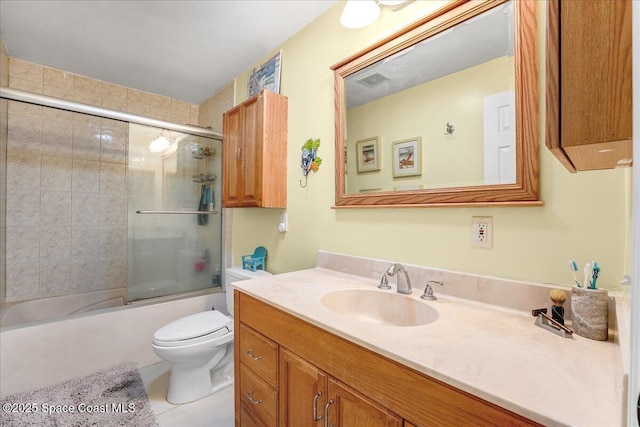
[278,213,288,233]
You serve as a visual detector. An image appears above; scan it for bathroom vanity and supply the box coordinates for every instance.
[232,255,623,426]
[235,292,535,426]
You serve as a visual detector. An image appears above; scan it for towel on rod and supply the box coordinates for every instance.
[210,188,215,209]
[197,185,209,226]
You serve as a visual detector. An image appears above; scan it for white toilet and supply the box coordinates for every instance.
[152,267,272,404]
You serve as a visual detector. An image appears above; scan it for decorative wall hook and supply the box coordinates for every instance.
[300,138,322,188]
[444,122,455,136]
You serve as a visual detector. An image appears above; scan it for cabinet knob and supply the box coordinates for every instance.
[246,349,262,361]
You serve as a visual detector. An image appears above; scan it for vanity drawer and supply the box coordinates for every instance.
[240,363,277,426]
[239,402,268,427]
[239,323,278,387]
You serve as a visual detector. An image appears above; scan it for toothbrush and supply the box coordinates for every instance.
[591,262,600,289]
[583,262,592,288]
[569,260,580,287]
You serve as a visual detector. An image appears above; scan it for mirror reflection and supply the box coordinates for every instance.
[344,1,516,195]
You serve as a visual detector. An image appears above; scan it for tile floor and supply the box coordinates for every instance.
[139,362,234,427]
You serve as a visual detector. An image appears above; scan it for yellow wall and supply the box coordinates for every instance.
[230,1,629,291]
[346,55,514,192]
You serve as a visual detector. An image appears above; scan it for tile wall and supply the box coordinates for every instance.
[4,58,200,303]
[0,38,9,304]
[198,81,234,272]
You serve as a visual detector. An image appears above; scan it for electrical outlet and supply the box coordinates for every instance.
[472,216,493,248]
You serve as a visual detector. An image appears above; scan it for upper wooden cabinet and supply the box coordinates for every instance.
[546,0,633,172]
[223,89,288,207]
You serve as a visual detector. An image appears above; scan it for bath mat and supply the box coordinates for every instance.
[0,363,159,427]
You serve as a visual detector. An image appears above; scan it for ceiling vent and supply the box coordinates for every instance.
[356,72,391,87]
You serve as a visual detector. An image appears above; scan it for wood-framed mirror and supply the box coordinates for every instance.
[331,0,540,208]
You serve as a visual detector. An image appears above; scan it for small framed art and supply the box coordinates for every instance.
[247,50,282,97]
[356,136,380,173]
[392,137,422,178]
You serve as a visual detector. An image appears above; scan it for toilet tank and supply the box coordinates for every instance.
[225,267,272,317]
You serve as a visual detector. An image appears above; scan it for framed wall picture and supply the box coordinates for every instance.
[356,137,380,173]
[392,137,422,178]
[247,50,282,97]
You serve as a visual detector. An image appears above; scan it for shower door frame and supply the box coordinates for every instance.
[0,87,221,139]
[0,87,230,306]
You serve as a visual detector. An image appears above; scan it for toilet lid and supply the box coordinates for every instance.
[154,310,232,342]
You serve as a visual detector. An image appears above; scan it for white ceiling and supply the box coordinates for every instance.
[0,0,338,104]
[346,1,514,109]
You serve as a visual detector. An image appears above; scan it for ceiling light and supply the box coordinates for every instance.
[378,0,407,6]
[340,0,381,29]
[149,136,171,153]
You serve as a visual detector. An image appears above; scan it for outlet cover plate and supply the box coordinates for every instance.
[472,216,493,249]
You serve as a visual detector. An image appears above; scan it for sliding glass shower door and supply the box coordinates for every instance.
[127,123,222,302]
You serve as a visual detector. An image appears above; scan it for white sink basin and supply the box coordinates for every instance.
[320,289,439,327]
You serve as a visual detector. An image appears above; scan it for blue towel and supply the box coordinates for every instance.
[197,185,209,226]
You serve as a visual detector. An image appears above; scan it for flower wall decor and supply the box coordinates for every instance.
[300,138,322,187]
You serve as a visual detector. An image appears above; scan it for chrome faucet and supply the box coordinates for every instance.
[385,263,412,295]
[421,280,444,301]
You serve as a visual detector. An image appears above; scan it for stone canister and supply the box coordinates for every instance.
[570,286,608,341]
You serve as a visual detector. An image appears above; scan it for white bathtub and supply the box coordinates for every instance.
[0,289,127,327]
[0,291,226,397]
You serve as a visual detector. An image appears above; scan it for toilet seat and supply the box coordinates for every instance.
[153,310,233,348]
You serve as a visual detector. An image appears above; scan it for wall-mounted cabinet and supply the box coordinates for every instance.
[546,0,632,172]
[222,89,287,207]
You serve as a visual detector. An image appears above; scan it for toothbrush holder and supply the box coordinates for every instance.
[570,286,608,341]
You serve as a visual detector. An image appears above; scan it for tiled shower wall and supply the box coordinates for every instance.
[198,81,234,271]
[4,58,199,303]
[0,38,9,304]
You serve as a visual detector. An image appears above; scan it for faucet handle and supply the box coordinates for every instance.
[421,280,444,301]
[378,274,391,290]
[372,269,392,290]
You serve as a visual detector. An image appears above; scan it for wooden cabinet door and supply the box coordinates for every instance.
[560,0,632,147]
[279,349,327,427]
[222,95,261,207]
[222,105,244,207]
[327,378,401,427]
[547,0,633,171]
[241,95,261,206]
[222,90,287,208]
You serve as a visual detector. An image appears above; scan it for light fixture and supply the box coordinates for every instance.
[149,130,171,153]
[340,0,380,29]
[378,0,407,7]
[340,0,410,29]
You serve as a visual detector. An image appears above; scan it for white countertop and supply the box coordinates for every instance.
[233,267,623,427]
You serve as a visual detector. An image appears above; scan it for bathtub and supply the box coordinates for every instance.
[0,290,227,397]
[0,289,127,327]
